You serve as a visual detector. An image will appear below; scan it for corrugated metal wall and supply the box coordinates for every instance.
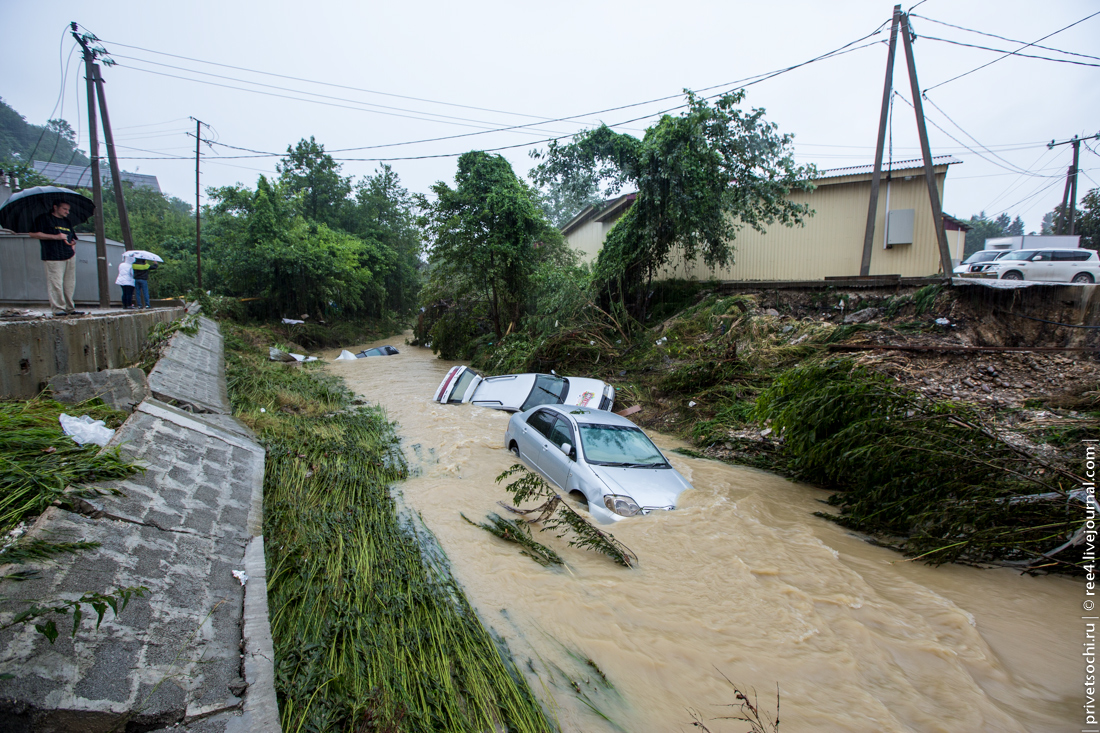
[566,167,953,281]
[1,234,126,304]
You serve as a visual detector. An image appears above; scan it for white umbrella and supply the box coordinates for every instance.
[125,249,163,263]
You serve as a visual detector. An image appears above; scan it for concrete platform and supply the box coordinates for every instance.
[0,314,279,732]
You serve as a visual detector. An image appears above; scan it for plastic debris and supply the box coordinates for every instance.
[232,570,249,586]
[655,336,668,346]
[281,318,305,325]
[688,401,697,407]
[935,317,951,325]
[260,408,266,413]
[335,350,358,361]
[59,413,115,447]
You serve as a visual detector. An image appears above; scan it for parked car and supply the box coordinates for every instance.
[433,366,615,413]
[357,346,400,357]
[952,249,1005,275]
[978,248,1100,283]
[504,404,692,523]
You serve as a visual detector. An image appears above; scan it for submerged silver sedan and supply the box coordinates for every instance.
[504,404,693,523]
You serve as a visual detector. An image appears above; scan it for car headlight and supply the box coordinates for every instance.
[603,494,641,517]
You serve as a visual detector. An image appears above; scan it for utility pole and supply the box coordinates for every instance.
[92,64,135,251]
[71,23,109,308]
[861,9,953,278]
[860,4,902,276]
[1048,134,1099,235]
[189,117,210,289]
[900,13,953,278]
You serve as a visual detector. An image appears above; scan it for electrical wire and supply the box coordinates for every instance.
[911,13,1100,62]
[919,95,1039,175]
[27,27,76,164]
[893,92,1062,178]
[919,35,1100,68]
[923,10,1100,93]
[97,23,886,160]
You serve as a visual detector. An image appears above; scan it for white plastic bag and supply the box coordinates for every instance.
[335,350,357,361]
[59,413,116,447]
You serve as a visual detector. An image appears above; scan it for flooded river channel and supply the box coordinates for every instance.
[328,334,1080,732]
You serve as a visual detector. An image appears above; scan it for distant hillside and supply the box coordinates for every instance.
[0,97,90,169]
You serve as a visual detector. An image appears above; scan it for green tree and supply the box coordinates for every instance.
[0,98,90,170]
[423,151,563,346]
[276,137,351,228]
[964,211,1019,256]
[347,165,423,315]
[532,90,815,321]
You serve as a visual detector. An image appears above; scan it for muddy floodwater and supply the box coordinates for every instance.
[328,334,1080,732]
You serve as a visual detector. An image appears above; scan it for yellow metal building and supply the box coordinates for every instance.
[561,156,967,281]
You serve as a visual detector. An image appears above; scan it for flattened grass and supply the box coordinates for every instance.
[224,323,552,732]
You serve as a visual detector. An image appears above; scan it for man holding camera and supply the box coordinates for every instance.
[28,201,84,316]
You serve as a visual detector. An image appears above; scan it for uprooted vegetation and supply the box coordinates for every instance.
[223,323,552,732]
[462,280,1099,574]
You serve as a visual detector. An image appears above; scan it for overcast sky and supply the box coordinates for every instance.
[4,0,1098,233]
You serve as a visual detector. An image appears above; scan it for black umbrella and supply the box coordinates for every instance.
[0,186,95,233]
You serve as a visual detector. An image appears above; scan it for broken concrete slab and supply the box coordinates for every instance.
[47,368,149,413]
[0,316,281,733]
[147,316,230,415]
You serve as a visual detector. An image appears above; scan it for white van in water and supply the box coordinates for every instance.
[433,366,615,413]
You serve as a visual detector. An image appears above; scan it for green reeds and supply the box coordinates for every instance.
[0,398,135,538]
[754,358,1086,570]
[224,325,552,732]
[495,465,638,568]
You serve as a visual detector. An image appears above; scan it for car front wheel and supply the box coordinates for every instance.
[1072,272,1095,284]
[509,442,520,456]
[1001,271,1024,281]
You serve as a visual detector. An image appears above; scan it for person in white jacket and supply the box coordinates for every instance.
[116,253,136,309]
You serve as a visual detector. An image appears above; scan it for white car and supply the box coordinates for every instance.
[504,404,693,523]
[980,248,1099,283]
[433,366,615,413]
[952,250,1005,275]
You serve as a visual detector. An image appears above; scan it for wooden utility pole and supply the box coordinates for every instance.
[190,117,209,289]
[73,23,109,308]
[860,4,901,276]
[899,12,953,277]
[92,65,134,251]
[1047,134,1098,234]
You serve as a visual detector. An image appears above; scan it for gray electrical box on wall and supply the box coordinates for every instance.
[886,209,915,246]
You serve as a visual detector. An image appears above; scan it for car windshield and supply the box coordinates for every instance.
[447,369,480,403]
[964,251,1002,264]
[520,375,568,411]
[578,424,668,467]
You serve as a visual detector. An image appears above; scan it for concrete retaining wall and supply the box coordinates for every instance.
[0,308,280,732]
[0,309,184,400]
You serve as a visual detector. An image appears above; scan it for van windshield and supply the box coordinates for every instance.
[964,251,1002,264]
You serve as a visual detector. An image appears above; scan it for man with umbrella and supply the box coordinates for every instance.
[1,186,95,317]
[28,200,82,316]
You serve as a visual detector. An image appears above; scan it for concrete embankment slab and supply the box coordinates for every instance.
[0,313,280,732]
[148,316,231,415]
[0,309,184,400]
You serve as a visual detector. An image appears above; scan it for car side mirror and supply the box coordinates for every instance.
[559,442,572,457]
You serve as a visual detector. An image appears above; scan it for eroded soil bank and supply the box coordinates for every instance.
[329,336,1081,733]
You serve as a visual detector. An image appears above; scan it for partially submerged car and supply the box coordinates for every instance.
[357,346,400,357]
[504,404,692,523]
[433,366,615,413]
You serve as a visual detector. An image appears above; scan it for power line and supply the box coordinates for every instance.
[923,10,1100,93]
[919,34,1100,68]
[27,26,76,164]
[911,13,1100,62]
[112,54,583,137]
[894,93,1061,178]
[98,23,886,160]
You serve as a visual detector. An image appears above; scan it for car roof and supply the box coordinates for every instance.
[534,404,639,427]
